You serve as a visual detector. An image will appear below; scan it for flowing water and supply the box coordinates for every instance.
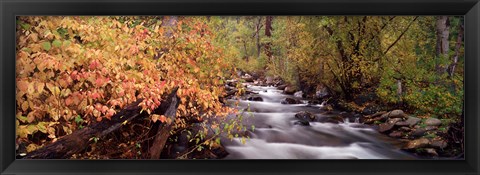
[221,84,415,159]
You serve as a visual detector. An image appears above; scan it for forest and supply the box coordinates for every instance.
[16,16,464,159]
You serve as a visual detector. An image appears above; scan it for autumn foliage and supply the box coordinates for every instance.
[16,16,233,155]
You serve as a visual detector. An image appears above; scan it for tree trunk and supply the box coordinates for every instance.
[154,16,178,59]
[435,16,450,74]
[163,16,178,38]
[256,17,263,58]
[265,16,273,62]
[449,22,463,78]
[148,87,180,159]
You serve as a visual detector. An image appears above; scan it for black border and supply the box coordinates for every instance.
[1,0,479,175]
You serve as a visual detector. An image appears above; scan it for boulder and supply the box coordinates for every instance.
[294,91,304,98]
[293,120,310,126]
[308,100,322,105]
[324,116,344,124]
[273,77,285,86]
[244,77,254,82]
[410,128,427,138]
[265,76,275,85]
[277,84,288,90]
[236,70,245,77]
[378,123,394,133]
[339,112,357,123]
[360,111,387,123]
[430,139,448,149]
[247,96,263,101]
[398,126,411,132]
[315,84,330,99]
[424,118,442,126]
[388,131,404,138]
[424,148,439,157]
[378,118,402,132]
[281,97,302,104]
[284,86,296,95]
[250,72,261,80]
[371,111,387,118]
[315,90,329,99]
[295,111,316,122]
[404,138,430,149]
[424,126,438,131]
[383,109,405,118]
[395,121,410,126]
[405,116,421,126]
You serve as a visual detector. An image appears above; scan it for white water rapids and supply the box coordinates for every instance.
[221,85,415,159]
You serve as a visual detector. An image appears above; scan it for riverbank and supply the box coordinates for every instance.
[221,83,414,159]
[230,71,463,159]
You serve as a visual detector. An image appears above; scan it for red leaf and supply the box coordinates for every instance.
[95,78,103,87]
[89,60,98,70]
[65,97,72,106]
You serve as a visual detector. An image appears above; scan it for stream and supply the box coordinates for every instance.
[221,84,416,159]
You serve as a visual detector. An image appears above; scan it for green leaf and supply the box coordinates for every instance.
[27,125,38,134]
[75,115,84,124]
[62,40,71,47]
[42,42,52,51]
[52,40,62,47]
[20,23,31,30]
[37,122,48,133]
[16,115,28,123]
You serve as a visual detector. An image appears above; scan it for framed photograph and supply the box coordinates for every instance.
[1,0,479,174]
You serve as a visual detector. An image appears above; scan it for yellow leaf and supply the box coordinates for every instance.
[21,101,29,111]
[37,82,45,93]
[151,114,160,123]
[17,125,28,138]
[27,82,35,94]
[26,143,39,152]
[52,87,60,96]
[27,111,36,123]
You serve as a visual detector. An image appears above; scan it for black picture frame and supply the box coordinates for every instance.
[1,0,479,175]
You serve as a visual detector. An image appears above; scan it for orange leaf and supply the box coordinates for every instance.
[17,80,28,92]
[65,97,72,106]
[159,115,167,123]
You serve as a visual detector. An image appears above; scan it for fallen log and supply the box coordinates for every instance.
[25,87,180,159]
[147,87,180,159]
